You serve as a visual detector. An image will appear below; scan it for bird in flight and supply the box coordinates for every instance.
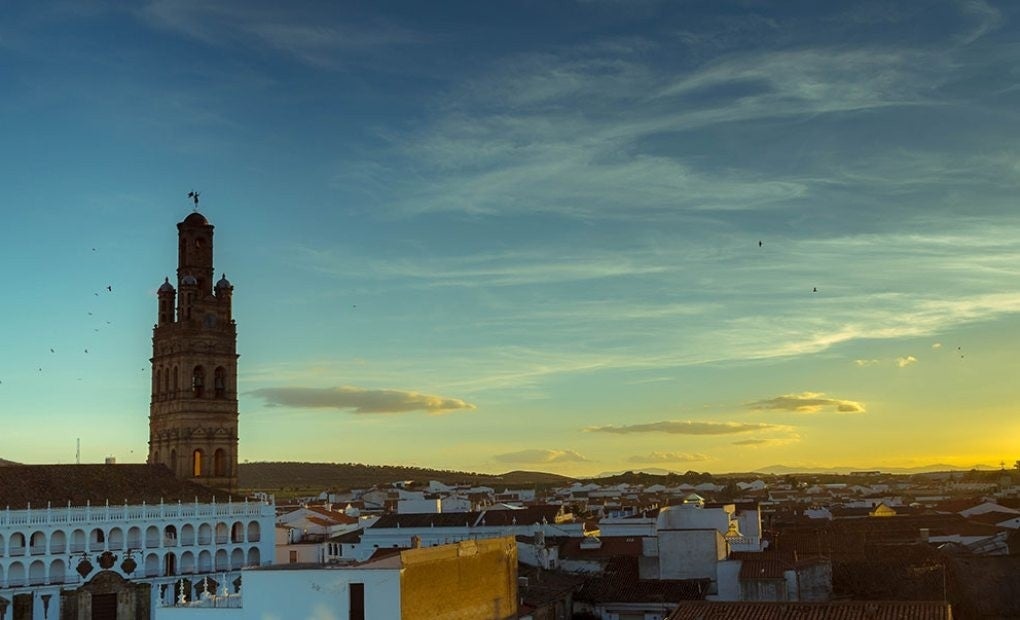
[758,240,762,247]
[812,287,818,293]
[106,285,112,292]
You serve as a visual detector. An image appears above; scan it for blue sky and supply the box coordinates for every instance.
[1,0,1018,475]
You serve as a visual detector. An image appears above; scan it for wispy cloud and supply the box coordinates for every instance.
[854,359,880,367]
[247,386,476,414]
[586,421,784,435]
[732,437,800,447]
[138,0,422,67]
[493,449,590,464]
[628,451,711,463]
[896,355,918,368]
[955,0,1003,45]
[748,392,865,414]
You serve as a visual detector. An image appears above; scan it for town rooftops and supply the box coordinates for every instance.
[0,464,229,509]
[370,504,567,529]
[666,601,953,620]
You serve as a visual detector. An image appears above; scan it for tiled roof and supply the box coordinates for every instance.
[305,505,358,523]
[738,558,789,580]
[963,510,1019,526]
[328,529,364,543]
[517,566,587,609]
[370,505,565,529]
[0,464,227,509]
[667,601,953,620]
[947,555,1020,619]
[558,536,643,560]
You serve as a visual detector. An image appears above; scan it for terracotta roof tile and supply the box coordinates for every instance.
[0,464,228,509]
[667,601,953,620]
[575,556,709,604]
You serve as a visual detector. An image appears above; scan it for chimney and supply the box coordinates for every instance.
[919,528,930,543]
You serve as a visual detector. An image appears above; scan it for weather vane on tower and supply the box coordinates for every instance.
[187,190,200,211]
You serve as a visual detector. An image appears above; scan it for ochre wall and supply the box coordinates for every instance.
[400,537,518,620]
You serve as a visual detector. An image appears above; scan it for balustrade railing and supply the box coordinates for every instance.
[0,498,274,528]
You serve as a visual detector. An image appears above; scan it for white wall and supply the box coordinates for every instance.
[397,499,441,514]
[657,530,726,581]
[156,566,402,620]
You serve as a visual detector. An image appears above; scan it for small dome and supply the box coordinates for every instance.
[181,274,198,286]
[216,273,232,289]
[158,277,175,294]
[182,212,209,226]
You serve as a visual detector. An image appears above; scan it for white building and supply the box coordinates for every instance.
[0,464,275,619]
[155,537,519,620]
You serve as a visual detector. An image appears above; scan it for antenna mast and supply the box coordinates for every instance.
[76,438,80,464]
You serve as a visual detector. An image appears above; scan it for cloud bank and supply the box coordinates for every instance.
[248,386,476,414]
[493,449,589,464]
[586,420,782,435]
[628,451,710,463]
[748,392,865,414]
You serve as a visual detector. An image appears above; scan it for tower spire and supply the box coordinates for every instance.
[150,210,239,491]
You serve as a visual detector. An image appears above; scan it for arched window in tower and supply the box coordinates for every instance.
[214,367,226,398]
[153,367,159,395]
[192,450,203,478]
[173,366,179,393]
[170,449,177,473]
[192,366,205,398]
[164,368,171,396]
[214,449,227,478]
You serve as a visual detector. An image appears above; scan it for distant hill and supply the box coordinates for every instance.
[0,458,19,466]
[237,462,574,492]
[754,463,998,475]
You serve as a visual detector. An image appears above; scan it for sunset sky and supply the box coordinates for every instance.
[1,0,1018,476]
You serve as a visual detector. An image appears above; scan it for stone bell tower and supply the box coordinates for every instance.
[148,211,239,491]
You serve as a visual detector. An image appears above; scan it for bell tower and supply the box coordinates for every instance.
[148,211,239,491]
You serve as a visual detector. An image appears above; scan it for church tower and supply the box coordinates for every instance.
[148,211,239,491]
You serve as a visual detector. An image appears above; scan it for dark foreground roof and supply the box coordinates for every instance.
[575,556,709,605]
[947,555,1020,619]
[667,601,953,620]
[0,464,228,509]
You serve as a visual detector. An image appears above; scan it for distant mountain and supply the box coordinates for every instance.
[754,463,999,475]
[594,468,680,478]
[237,462,574,493]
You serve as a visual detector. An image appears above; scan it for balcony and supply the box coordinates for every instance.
[8,545,26,556]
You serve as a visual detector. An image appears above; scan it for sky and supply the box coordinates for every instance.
[1,0,1018,477]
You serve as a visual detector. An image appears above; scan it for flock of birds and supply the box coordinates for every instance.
[0,233,967,388]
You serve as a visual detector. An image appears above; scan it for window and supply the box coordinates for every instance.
[349,583,365,620]
[289,551,298,564]
[192,366,205,398]
[214,449,227,477]
[193,450,203,478]
[214,367,226,398]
